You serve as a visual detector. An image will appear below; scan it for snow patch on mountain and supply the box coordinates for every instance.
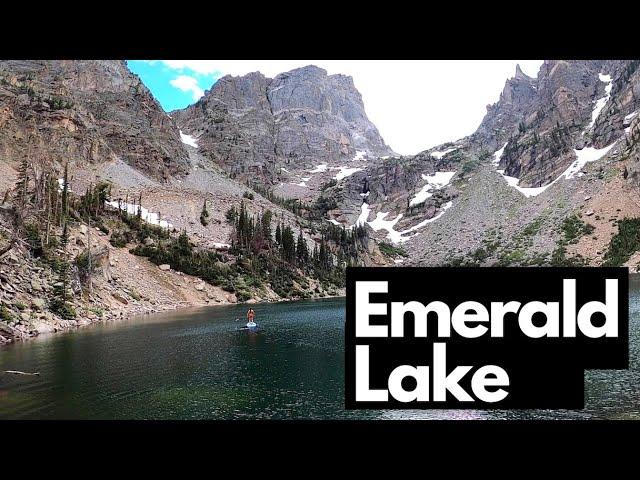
[353,150,367,161]
[179,130,198,148]
[624,111,638,123]
[294,176,311,187]
[355,202,372,226]
[492,143,508,166]
[587,73,613,130]
[409,171,456,206]
[106,200,173,229]
[356,200,453,243]
[493,141,616,197]
[565,144,616,179]
[334,166,363,181]
[310,164,328,173]
[431,146,458,159]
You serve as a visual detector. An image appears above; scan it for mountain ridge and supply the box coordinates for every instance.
[171,64,394,184]
[2,59,640,345]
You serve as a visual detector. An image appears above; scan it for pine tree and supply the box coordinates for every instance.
[237,200,247,247]
[262,210,273,241]
[275,223,282,245]
[137,193,143,219]
[123,193,129,220]
[280,225,295,263]
[51,177,75,320]
[296,230,308,265]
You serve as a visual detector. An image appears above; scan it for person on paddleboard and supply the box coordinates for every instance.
[247,308,256,324]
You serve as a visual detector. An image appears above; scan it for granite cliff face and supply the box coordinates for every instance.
[321,60,640,263]
[172,65,393,183]
[0,60,190,180]
[473,60,639,187]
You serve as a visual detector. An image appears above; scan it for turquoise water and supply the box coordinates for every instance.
[1,278,639,419]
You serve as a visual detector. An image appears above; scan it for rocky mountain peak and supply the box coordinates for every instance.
[472,64,538,151]
[203,71,270,110]
[275,64,328,79]
[172,64,394,183]
[514,63,530,80]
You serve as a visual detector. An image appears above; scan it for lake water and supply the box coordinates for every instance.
[1,278,640,420]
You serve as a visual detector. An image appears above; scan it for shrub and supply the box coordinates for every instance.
[200,200,210,226]
[0,305,13,323]
[236,290,252,302]
[379,242,408,258]
[312,195,338,217]
[522,216,545,237]
[550,244,588,266]
[461,158,480,176]
[603,218,640,266]
[225,206,237,224]
[51,301,76,320]
[321,179,338,191]
[75,250,99,284]
[110,230,131,248]
[25,222,44,257]
[561,215,594,243]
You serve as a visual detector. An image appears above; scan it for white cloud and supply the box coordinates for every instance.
[160,60,544,155]
[169,75,204,101]
[162,60,223,76]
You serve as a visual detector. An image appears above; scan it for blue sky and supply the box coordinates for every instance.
[127,60,221,111]
[127,60,543,154]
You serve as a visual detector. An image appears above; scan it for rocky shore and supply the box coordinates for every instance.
[0,231,345,346]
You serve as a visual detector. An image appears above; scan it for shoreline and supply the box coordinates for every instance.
[0,291,347,347]
[5,268,636,347]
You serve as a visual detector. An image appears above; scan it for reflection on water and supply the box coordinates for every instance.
[1,276,640,420]
[0,299,365,419]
